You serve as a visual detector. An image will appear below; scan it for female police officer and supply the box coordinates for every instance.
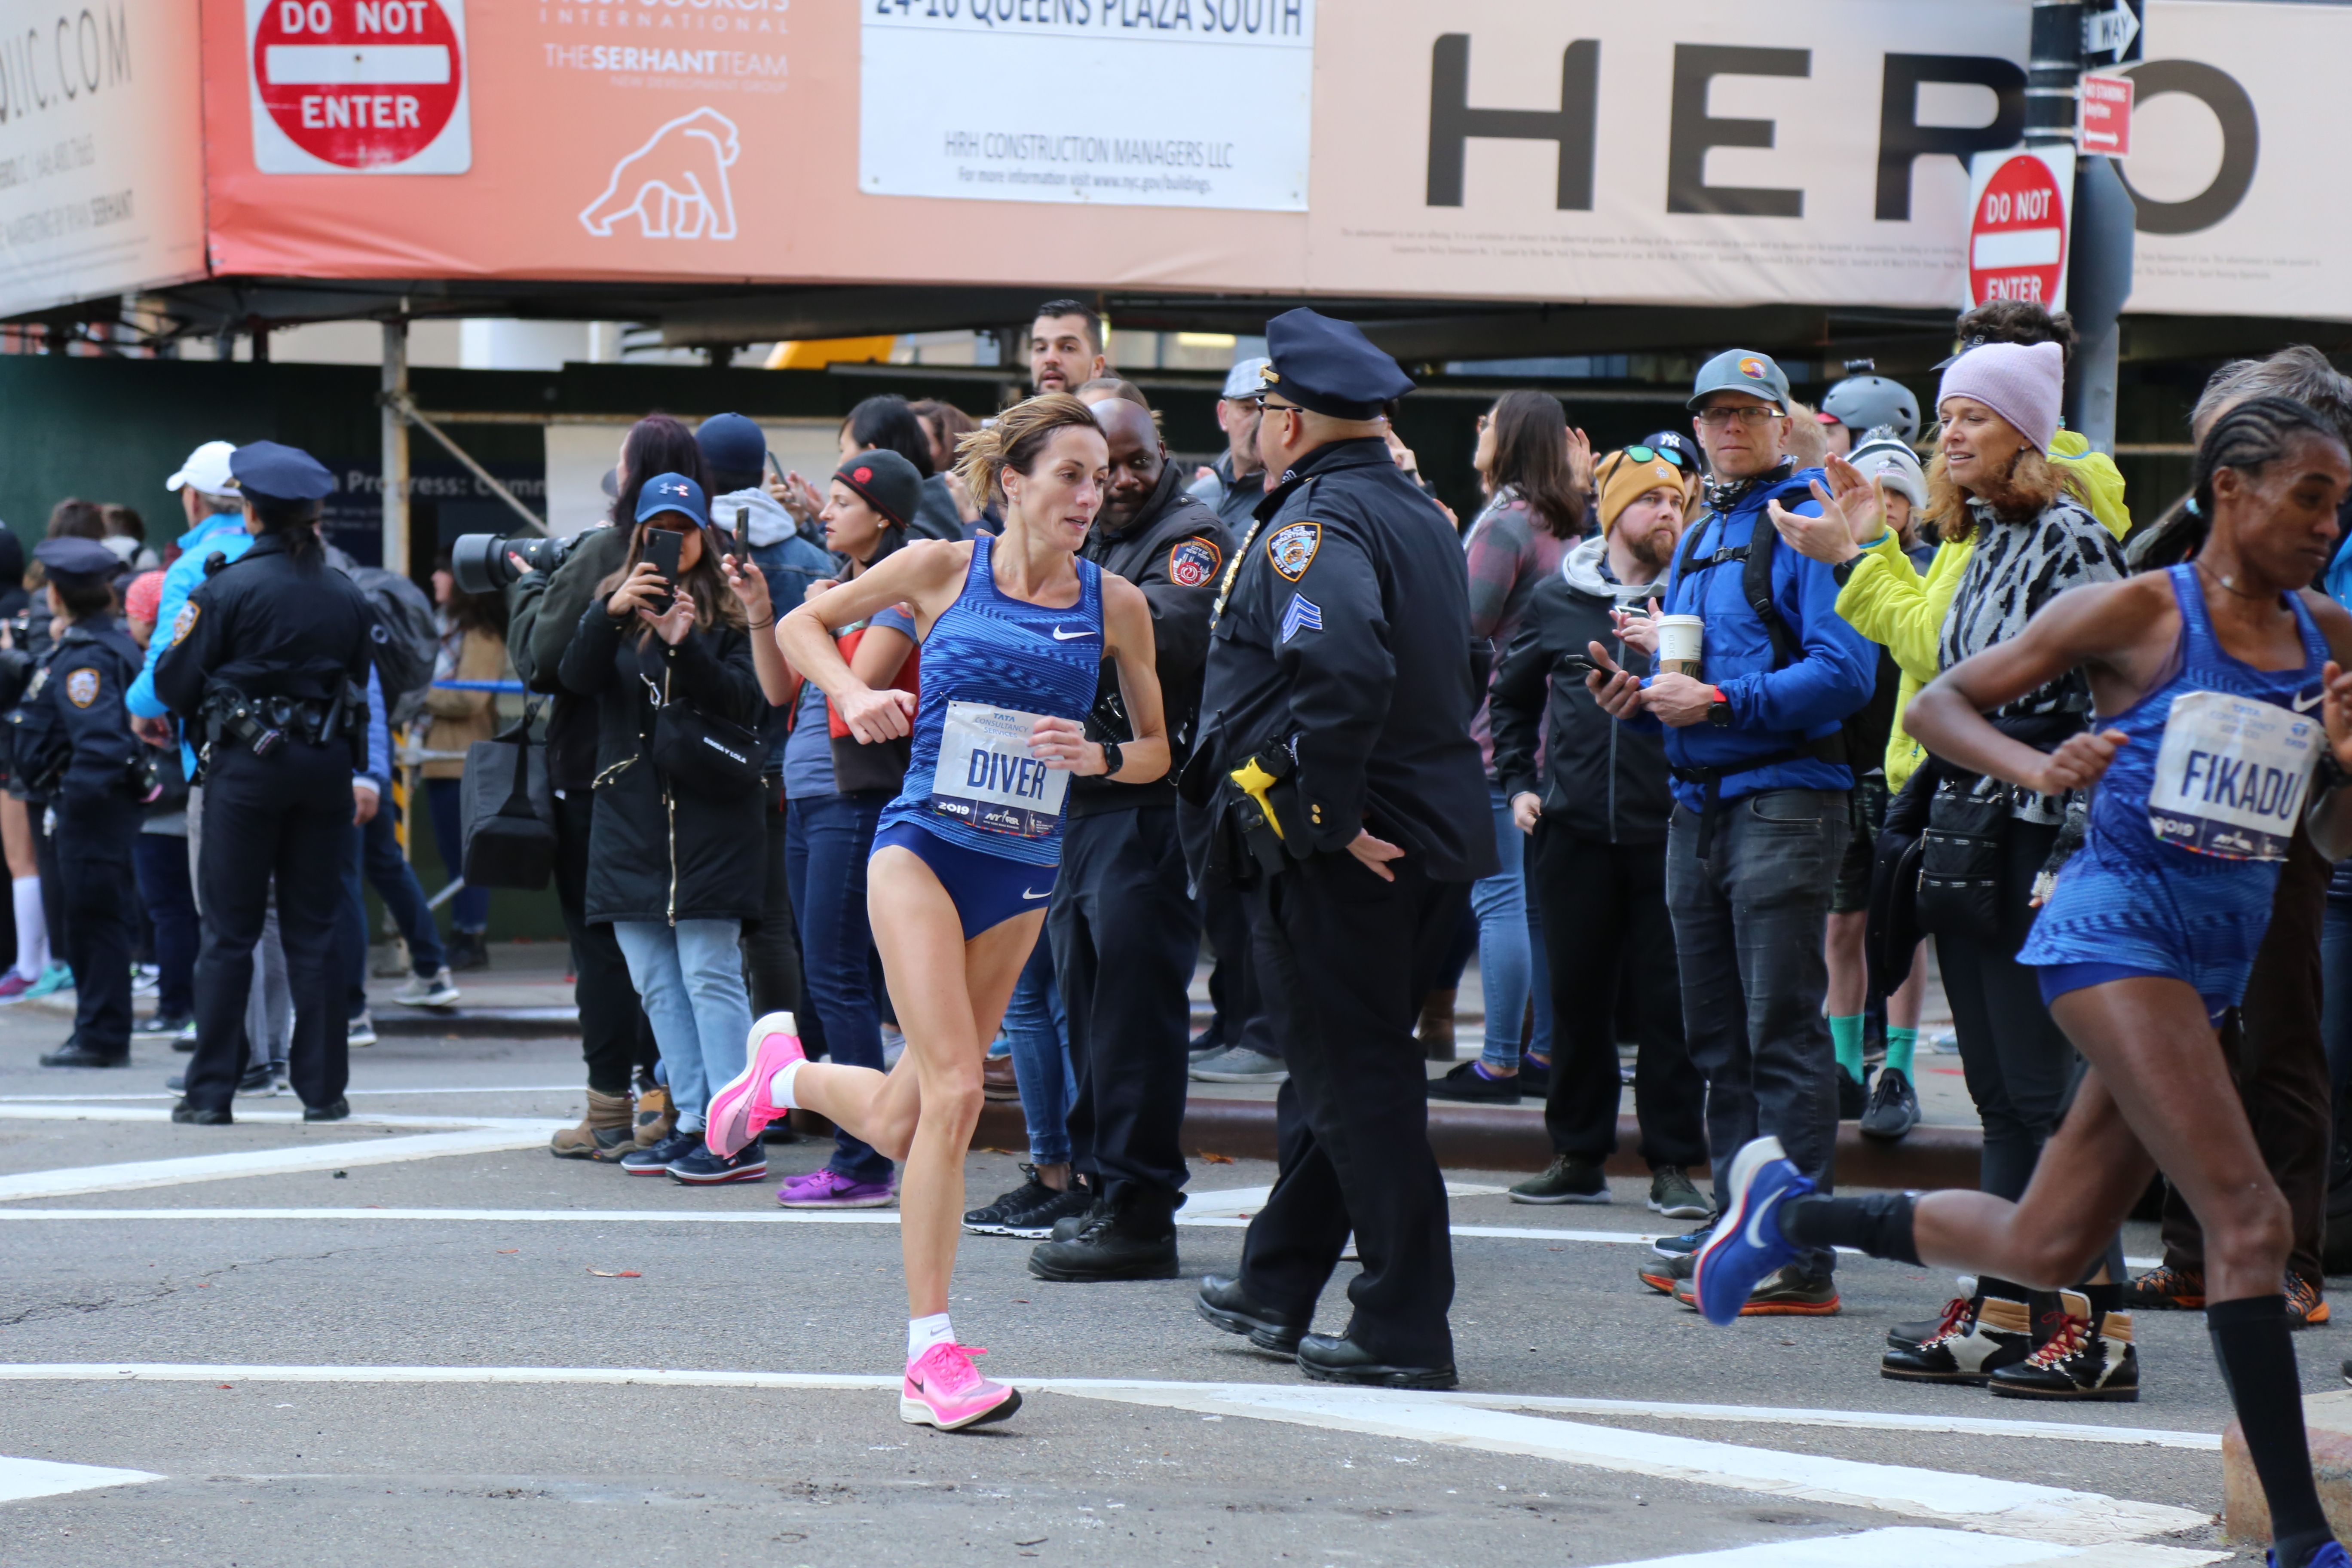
[156,441,376,1125]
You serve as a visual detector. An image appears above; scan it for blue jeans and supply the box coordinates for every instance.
[133,832,197,1018]
[784,792,892,1184]
[343,802,446,1016]
[611,918,751,1133]
[1469,784,1532,1070]
[425,777,490,934]
[1004,927,1073,1165]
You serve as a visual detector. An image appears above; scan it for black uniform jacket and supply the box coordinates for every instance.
[17,616,144,802]
[153,532,375,716]
[558,596,766,926]
[1488,536,1671,847]
[1071,461,1234,821]
[1194,436,1496,882]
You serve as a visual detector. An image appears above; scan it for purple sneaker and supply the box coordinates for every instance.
[776,1167,896,1209]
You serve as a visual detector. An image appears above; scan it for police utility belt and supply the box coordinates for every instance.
[198,683,361,763]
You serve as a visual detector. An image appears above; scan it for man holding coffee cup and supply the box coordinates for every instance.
[1588,348,1877,1318]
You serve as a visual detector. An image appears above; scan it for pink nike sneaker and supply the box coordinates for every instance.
[704,1011,803,1159]
[900,1341,1021,1431]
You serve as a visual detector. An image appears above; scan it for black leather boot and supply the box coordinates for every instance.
[1028,1190,1179,1283]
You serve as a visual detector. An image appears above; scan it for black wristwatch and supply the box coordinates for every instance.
[1831,555,1861,587]
[1099,738,1124,779]
[1707,689,1734,728]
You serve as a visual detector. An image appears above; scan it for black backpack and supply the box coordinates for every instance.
[342,563,439,727]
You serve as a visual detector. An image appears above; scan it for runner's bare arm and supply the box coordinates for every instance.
[777,540,971,744]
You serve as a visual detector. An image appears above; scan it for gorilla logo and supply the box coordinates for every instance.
[580,109,741,241]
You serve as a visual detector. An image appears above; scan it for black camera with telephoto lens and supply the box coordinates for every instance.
[450,531,582,596]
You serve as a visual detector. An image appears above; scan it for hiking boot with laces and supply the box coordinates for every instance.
[2286,1274,2331,1329]
[632,1082,677,1149]
[900,1342,1020,1431]
[1988,1290,2138,1401]
[1858,1066,1920,1142]
[2122,1263,2204,1311]
[550,1087,635,1160]
[1881,1293,2032,1384]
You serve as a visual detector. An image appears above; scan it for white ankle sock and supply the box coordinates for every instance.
[11,876,43,980]
[908,1313,953,1363]
[769,1060,804,1110]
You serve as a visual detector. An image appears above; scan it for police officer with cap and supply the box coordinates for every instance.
[155,440,376,1125]
[1185,308,1494,1389]
[17,537,145,1068]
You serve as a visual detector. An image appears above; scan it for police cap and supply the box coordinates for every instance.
[1258,309,1413,420]
[1687,349,1791,413]
[229,440,335,503]
[34,536,123,585]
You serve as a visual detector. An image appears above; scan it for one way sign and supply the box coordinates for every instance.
[2082,0,2144,68]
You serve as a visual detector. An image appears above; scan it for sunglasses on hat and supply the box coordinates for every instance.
[1621,444,1686,468]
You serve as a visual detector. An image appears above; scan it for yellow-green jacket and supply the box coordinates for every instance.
[1834,430,2132,791]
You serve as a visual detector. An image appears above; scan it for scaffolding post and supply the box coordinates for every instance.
[381,318,410,576]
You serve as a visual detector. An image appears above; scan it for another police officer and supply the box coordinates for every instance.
[1186,309,1494,1389]
[156,442,375,1126]
[19,538,146,1069]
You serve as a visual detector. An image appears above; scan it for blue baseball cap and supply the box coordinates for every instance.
[634,472,709,528]
[228,440,335,502]
[695,413,767,480]
[1258,309,1413,420]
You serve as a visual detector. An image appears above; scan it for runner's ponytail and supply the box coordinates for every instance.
[952,393,1103,506]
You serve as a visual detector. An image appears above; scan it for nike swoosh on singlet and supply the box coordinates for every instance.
[1050,627,1088,640]
[2294,690,2324,712]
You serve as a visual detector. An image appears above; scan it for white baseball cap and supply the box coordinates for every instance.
[165,440,239,496]
[1221,357,1272,401]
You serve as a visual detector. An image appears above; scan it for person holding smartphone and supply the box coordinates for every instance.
[558,472,769,1187]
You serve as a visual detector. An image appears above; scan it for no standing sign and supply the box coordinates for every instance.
[1965,146,2075,310]
[247,0,471,174]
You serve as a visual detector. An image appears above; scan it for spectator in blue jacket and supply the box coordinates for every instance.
[1589,349,1876,1318]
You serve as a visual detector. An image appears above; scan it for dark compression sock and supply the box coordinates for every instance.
[1779,1192,1921,1266]
[2208,1294,2332,1568]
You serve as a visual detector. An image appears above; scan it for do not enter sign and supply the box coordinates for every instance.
[245,0,471,175]
[1966,147,2074,310]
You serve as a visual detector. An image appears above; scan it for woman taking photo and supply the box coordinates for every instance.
[725,449,924,1210]
[704,395,1167,1431]
[559,471,769,1187]
[1429,389,1587,1103]
[1770,342,2128,1392]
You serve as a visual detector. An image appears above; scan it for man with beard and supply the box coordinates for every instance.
[1491,449,1711,1216]
[1028,300,1108,396]
[1024,395,1236,1282]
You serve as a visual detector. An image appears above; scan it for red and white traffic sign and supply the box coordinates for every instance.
[2080,73,2135,157]
[1965,147,2074,310]
[246,0,471,175]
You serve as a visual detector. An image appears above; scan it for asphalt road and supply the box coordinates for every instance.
[0,1010,2317,1567]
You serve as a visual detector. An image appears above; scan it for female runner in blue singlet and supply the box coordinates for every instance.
[1697,398,2352,1568]
[705,395,1168,1431]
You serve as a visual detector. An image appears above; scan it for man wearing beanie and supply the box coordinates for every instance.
[1491,450,1710,1214]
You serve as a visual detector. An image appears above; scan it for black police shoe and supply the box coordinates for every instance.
[1295,1332,1458,1390]
[40,1040,128,1068]
[303,1096,351,1123]
[1027,1201,1179,1283]
[171,1099,232,1126]
[1196,1274,1307,1354]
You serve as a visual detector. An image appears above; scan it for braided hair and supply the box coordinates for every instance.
[2191,393,2348,518]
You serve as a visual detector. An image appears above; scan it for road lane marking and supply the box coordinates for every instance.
[1181,1182,1504,1217]
[1591,1525,2225,1566]
[0,1454,161,1503]
[0,1130,564,1202]
[0,1088,585,1102]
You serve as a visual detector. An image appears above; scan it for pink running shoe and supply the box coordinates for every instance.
[776,1167,896,1209]
[900,1342,1021,1431]
[705,1011,803,1159]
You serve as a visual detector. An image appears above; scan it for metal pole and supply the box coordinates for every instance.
[381,319,410,576]
[387,392,547,534]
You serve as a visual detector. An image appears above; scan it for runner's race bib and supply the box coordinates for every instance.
[2147,688,2321,861]
[930,700,1069,839]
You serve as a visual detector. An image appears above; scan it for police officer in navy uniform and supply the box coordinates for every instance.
[17,538,147,1069]
[156,442,375,1126]
[1185,309,1495,1389]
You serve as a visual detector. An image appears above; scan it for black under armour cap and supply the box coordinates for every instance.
[1258,308,1414,421]
[229,440,335,503]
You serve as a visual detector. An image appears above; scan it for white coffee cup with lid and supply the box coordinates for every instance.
[1656,615,1705,678]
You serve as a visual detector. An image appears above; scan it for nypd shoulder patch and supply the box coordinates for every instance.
[1167,536,1222,589]
[1267,521,1319,580]
[1279,592,1323,645]
[170,600,200,645]
[64,668,98,708]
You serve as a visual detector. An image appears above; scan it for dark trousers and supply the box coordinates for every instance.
[1199,877,1277,1058]
[342,799,445,1014]
[1053,806,1199,1210]
[58,791,139,1057]
[31,800,64,970]
[741,784,804,1022]
[1936,817,2077,1202]
[186,744,350,1112]
[1238,853,1466,1366]
[1666,790,1847,1275]
[554,787,654,1096]
[1531,824,1706,1170]
[2163,828,2332,1286]
[784,791,891,1183]
[132,831,198,1020]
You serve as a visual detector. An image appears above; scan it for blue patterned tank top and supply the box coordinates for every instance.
[2019,564,2330,1000]
[878,533,1105,867]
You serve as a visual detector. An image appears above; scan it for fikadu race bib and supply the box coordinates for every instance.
[2147,688,2322,861]
[930,700,1069,839]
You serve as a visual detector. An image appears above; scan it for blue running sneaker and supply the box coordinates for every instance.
[1692,1137,1815,1326]
[2276,1543,2350,1568]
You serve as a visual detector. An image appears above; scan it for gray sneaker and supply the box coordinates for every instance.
[1510,1155,1610,1205]
[393,967,460,1009]
[346,1011,377,1047]
[1189,1046,1288,1084]
[1647,1166,1713,1221]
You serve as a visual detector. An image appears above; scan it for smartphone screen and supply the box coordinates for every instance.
[641,528,683,608]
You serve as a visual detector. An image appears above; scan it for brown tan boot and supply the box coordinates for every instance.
[549,1088,634,1161]
[631,1083,677,1149]
[1418,989,1458,1062]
